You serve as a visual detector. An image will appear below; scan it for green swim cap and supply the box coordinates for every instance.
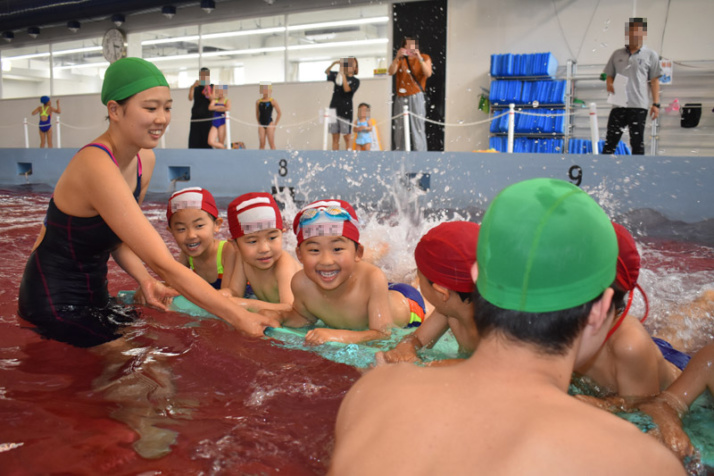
[101,57,169,105]
[476,178,617,313]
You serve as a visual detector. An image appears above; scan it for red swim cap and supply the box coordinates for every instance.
[612,222,640,292]
[293,199,360,246]
[227,192,284,239]
[166,187,218,223]
[415,221,480,293]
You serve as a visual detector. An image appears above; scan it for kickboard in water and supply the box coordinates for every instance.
[117,290,714,467]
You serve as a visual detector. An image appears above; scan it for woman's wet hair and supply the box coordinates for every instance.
[473,287,606,355]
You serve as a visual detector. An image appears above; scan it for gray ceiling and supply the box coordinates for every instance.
[0,0,395,49]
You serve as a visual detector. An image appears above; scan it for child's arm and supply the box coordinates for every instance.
[53,99,61,114]
[224,98,231,112]
[274,252,299,305]
[226,247,248,298]
[272,99,281,126]
[612,331,662,397]
[31,106,41,116]
[374,310,449,365]
[219,240,237,295]
[208,98,224,112]
[270,272,318,328]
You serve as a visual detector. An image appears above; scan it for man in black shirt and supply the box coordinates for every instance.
[325,58,360,150]
[188,67,214,149]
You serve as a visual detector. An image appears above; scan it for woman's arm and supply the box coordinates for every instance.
[73,149,273,335]
[325,60,339,75]
[188,81,198,101]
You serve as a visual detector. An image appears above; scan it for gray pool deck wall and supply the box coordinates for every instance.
[2,148,712,226]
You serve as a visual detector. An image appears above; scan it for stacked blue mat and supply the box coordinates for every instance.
[489,80,567,106]
[568,139,632,155]
[490,109,566,134]
[490,52,558,78]
[489,136,564,154]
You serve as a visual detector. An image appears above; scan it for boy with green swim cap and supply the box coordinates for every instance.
[330,178,684,476]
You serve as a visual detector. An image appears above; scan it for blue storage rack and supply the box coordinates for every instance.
[490,53,558,78]
[567,139,631,155]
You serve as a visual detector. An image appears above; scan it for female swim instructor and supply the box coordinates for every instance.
[18,57,274,348]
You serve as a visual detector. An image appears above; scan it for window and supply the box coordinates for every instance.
[0,4,389,98]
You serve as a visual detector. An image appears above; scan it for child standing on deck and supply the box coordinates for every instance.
[226,192,300,311]
[325,58,359,150]
[375,221,480,366]
[270,199,425,345]
[353,103,372,151]
[208,85,230,149]
[31,96,61,148]
[256,83,281,150]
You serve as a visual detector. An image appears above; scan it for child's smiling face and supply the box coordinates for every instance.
[168,208,221,258]
[297,235,363,291]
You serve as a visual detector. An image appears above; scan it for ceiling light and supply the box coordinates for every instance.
[162,5,177,19]
[201,0,215,13]
[2,31,13,42]
[67,21,81,33]
[27,27,40,39]
[111,14,125,27]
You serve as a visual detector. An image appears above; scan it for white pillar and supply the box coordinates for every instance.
[650,117,658,156]
[589,102,599,155]
[507,103,515,154]
[55,115,61,148]
[403,104,411,152]
[24,118,29,148]
[323,108,330,151]
[225,111,231,149]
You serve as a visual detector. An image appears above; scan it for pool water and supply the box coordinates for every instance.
[0,188,713,474]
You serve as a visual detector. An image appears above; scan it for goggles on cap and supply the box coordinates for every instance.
[298,206,354,227]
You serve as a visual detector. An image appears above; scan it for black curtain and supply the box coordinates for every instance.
[391,0,447,151]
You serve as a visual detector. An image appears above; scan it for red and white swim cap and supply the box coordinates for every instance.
[166,187,218,223]
[293,199,360,246]
[227,192,284,239]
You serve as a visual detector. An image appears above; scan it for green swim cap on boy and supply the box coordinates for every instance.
[101,57,169,105]
[476,178,617,313]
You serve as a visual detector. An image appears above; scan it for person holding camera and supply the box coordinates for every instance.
[388,36,432,151]
[325,57,360,150]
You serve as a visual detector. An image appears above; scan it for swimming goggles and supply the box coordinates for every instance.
[298,206,353,227]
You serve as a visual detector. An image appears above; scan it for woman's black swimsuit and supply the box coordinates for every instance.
[18,144,142,348]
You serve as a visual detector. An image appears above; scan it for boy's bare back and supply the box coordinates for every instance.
[331,348,684,476]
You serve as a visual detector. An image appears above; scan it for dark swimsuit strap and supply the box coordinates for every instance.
[82,143,143,199]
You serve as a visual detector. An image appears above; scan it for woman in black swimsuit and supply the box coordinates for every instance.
[18,58,274,348]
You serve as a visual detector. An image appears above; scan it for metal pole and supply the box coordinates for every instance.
[24,118,29,148]
[56,115,61,148]
[323,108,330,151]
[650,117,658,156]
[507,103,515,153]
[403,104,411,152]
[589,102,599,155]
[225,111,231,149]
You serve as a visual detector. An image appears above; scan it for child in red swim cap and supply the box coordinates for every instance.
[273,199,425,345]
[225,192,300,311]
[575,222,686,402]
[165,187,235,291]
[376,221,481,366]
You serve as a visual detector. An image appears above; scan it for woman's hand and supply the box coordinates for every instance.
[137,278,179,311]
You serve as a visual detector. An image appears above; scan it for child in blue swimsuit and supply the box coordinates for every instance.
[256,83,282,150]
[354,102,373,151]
[208,85,230,149]
[31,96,61,148]
[165,187,236,292]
